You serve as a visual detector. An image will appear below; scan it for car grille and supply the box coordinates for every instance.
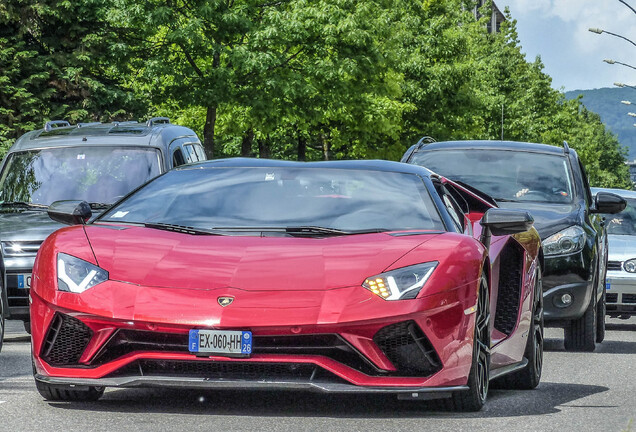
[41,313,93,366]
[6,274,30,308]
[606,261,622,271]
[89,330,379,375]
[373,321,441,377]
[494,242,523,335]
[606,293,618,303]
[623,294,636,304]
[107,360,346,383]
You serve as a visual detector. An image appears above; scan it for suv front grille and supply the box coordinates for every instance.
[6,274,30,308]
[623,294,636,304]
[607,261,622,271]
[1,240,42,257]
[606,293,618,303]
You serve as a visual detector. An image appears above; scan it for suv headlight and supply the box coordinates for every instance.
[57,253,108,293]
[543,226,586,256]
[363,262,437,300]
[624,259,636,273]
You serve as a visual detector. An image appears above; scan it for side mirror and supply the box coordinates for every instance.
[591,192,626,215]
[480,208,534,249]
[48,200,92,225]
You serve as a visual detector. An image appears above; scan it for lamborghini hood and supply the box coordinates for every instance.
[84,224,439,291]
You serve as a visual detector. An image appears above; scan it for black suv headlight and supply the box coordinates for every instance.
[543,226,586,256]
[57,253,108,293]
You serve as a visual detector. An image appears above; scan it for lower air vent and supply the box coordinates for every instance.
[606,293,618,303]
[41,314,93,366]
[494,242,523,335]
[373,321,441,377]
[108,360,345,384]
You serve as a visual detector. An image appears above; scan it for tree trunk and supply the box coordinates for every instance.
[297,134,306,161]
[203,106,217,158]
[258,136,270,159]
[321,133,330,161]
[241,129,254,157]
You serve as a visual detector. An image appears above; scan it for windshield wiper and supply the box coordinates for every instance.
[287,226,391,236]
[143,222,224,236]
[493,198,520,203]
[0,201,48,209]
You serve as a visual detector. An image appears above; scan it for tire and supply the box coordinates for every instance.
[493,267,543,389]
[564,289,597,352]
[450,275,490,412]
[0,295,4,354]
[34,379,104,402]
[596,284,606,344]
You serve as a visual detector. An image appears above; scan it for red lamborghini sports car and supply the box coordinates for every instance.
[30,159,543,411]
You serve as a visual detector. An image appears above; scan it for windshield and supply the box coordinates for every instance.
[605,197,636,236]
[99,167,445,233]
[410,149,574,204]
[0,146,162,206]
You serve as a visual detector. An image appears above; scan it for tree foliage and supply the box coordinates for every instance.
[0,0,631,188]
[0,0,147,153]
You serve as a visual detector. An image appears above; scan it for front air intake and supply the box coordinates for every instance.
[41,313,92,366]
[373,321,442,377]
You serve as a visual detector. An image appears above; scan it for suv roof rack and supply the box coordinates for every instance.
[146,117,170,127]
[563,140,570,154]
[112,121,139,126]
[415,136,437,149]
[44,120,71,132]
[77,122,102,128]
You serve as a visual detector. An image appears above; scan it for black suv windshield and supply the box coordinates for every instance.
[411,149,574,204]
[0,146,161,206]
[605,197,636,235]
[100,167,445,233]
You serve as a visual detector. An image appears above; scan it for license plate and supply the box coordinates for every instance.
[17,273,32,289]
[188,329,252,355]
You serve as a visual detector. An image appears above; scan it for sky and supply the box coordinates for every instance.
[500,0,636,92]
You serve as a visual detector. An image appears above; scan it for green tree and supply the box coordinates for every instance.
[0,0,146,156]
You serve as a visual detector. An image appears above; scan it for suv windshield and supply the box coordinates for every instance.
[605,197,636,236]
[100,167,445,233]
[0,146,161,206]
[411,149,574,204]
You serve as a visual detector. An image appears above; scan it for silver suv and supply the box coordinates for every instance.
[0,118,205,337]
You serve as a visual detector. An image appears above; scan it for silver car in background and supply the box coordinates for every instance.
[592,187,636,319]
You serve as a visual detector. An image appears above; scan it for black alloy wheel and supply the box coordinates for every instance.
[450,274,491,411]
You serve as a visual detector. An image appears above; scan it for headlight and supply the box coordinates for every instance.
[57,253,108,293]
[543,226,586,256]
[363,262,437,300]
[624,259,636,273]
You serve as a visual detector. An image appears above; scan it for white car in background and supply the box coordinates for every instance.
[592,187,636,319]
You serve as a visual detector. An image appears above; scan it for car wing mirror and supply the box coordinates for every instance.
[48,200,92,225]
[591,192,626,215]
[480,208,534,249]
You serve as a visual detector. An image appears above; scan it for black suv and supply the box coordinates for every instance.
[402,139,625,351]
[0,118,205,339]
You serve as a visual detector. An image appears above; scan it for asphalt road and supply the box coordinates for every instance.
[1,318,634,432]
